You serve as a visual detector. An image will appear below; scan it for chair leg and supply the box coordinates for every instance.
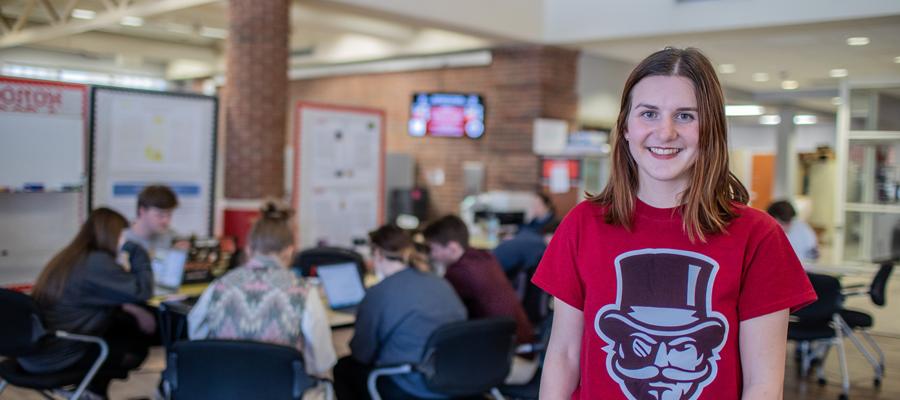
[799,341,812,377]
[816,341,832,385]
[833,315,850,398]
[490,387,505,400]
[0,380,7,394]
[859,330,885,379]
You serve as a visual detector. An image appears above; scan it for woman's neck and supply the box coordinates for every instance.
[380,260,407,278]
[637,181,687,208]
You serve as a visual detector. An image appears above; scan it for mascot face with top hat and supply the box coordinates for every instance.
[595,249,728,400]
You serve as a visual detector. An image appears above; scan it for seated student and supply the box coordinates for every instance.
[493,219,559,274]
[20,208,156,399]
[767,200,819,262]
[519,192,556,233]
[124,184,183,258]
[188,202,336,399]
[334,224,466,400]
[422,215,538,384]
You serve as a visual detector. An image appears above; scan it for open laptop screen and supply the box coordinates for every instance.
[152,249,187,289]
[317,262,366,309]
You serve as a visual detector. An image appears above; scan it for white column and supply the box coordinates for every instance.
[774,107,797,201]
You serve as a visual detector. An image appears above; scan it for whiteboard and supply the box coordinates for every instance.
[0,77,87,285]
[90,88,217,236]
[0,78,86,189]
[293,103,385,248]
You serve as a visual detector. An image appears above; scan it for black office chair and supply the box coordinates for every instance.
[0,288,109,400]
[291,246,366,279]
[788,273,850,400]
[499,314,553,400]
[838,261,894,387]
[163,339,317,400]
[367,318,517,400]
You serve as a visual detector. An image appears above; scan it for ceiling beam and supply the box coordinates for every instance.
[0,0,222,49]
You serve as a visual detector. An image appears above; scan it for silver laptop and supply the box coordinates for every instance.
[317,262,366,313]
[152,249,188,296]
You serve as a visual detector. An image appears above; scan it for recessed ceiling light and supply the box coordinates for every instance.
[718,64,736,74]
[120,16,144,27]
[829,68,849,78]
[759,115,781,125]
[894,56,900,64]
[71,9,96,20]
[725,105,764,116]
[781,80,799,90]
[752,72,769,82]
[846,37,870,46]
[794,115,818,125]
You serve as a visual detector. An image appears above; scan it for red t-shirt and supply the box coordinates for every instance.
[533,199,816,399]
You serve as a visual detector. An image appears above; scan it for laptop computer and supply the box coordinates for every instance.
[152,249,188,296]
[316,262,366,314]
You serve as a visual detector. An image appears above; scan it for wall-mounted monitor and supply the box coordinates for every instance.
[408,92,485,139]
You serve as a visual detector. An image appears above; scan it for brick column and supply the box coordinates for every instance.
[224,0,288,198]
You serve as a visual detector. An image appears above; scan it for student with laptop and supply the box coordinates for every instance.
[187,202,337,399]
[20,208,156,399]
[124,184,184,258]
[333,224,466,400]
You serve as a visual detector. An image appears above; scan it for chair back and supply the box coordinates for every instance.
[521,266,552,326]
[417,318,516,396]
[165,339,314,400]
[870,262,894,306]
[291,246,365,279]
[0,288,48,357]
[792,273,842,325]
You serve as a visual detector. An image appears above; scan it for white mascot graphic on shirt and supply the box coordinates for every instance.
[595,249,728,400]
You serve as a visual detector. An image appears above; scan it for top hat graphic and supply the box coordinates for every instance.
[597,250,727,341]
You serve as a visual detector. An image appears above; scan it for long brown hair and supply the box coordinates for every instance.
[589,47,749,242]
[32,207,129,305]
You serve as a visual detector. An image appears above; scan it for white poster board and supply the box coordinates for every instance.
[90,88,217,236]
[293,103,385,249]
[0,77,87,285]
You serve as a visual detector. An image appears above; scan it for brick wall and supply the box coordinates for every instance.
[288,45,578,216]
[224,0,288,199]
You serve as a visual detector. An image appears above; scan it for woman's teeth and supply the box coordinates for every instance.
[648,147,680,155]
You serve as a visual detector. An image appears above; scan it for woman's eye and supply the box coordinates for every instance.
[676,113,696,122]
[640,111,658,119]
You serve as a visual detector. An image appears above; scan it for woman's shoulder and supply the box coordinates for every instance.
[82,250,118,270]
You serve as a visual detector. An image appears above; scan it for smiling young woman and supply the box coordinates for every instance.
[533,47,817,400]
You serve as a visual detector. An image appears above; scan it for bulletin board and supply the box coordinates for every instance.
[89,87,217,236]
[293,102,385,249]
[0,77,88,286]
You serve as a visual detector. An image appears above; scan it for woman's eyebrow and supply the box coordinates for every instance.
[634,103,658,110]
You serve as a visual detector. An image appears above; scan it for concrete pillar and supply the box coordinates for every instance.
[224,0,289,199]
[774,106,797,201]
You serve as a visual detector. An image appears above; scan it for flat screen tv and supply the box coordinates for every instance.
[408,92,485,139]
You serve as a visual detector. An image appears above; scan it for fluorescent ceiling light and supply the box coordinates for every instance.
[751,72,769,82]
[894,56,900,64]
[831,97,842,106]
[793,115,818,125]
[718,64,736,74]
[846,37,870,46]
[829,68,848,78]
[71,9,96,20]
[781,80,799,90]
[725,105,764,116]
[120,16,144,27]
[200,26,227,39]
[759,115,781,125]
